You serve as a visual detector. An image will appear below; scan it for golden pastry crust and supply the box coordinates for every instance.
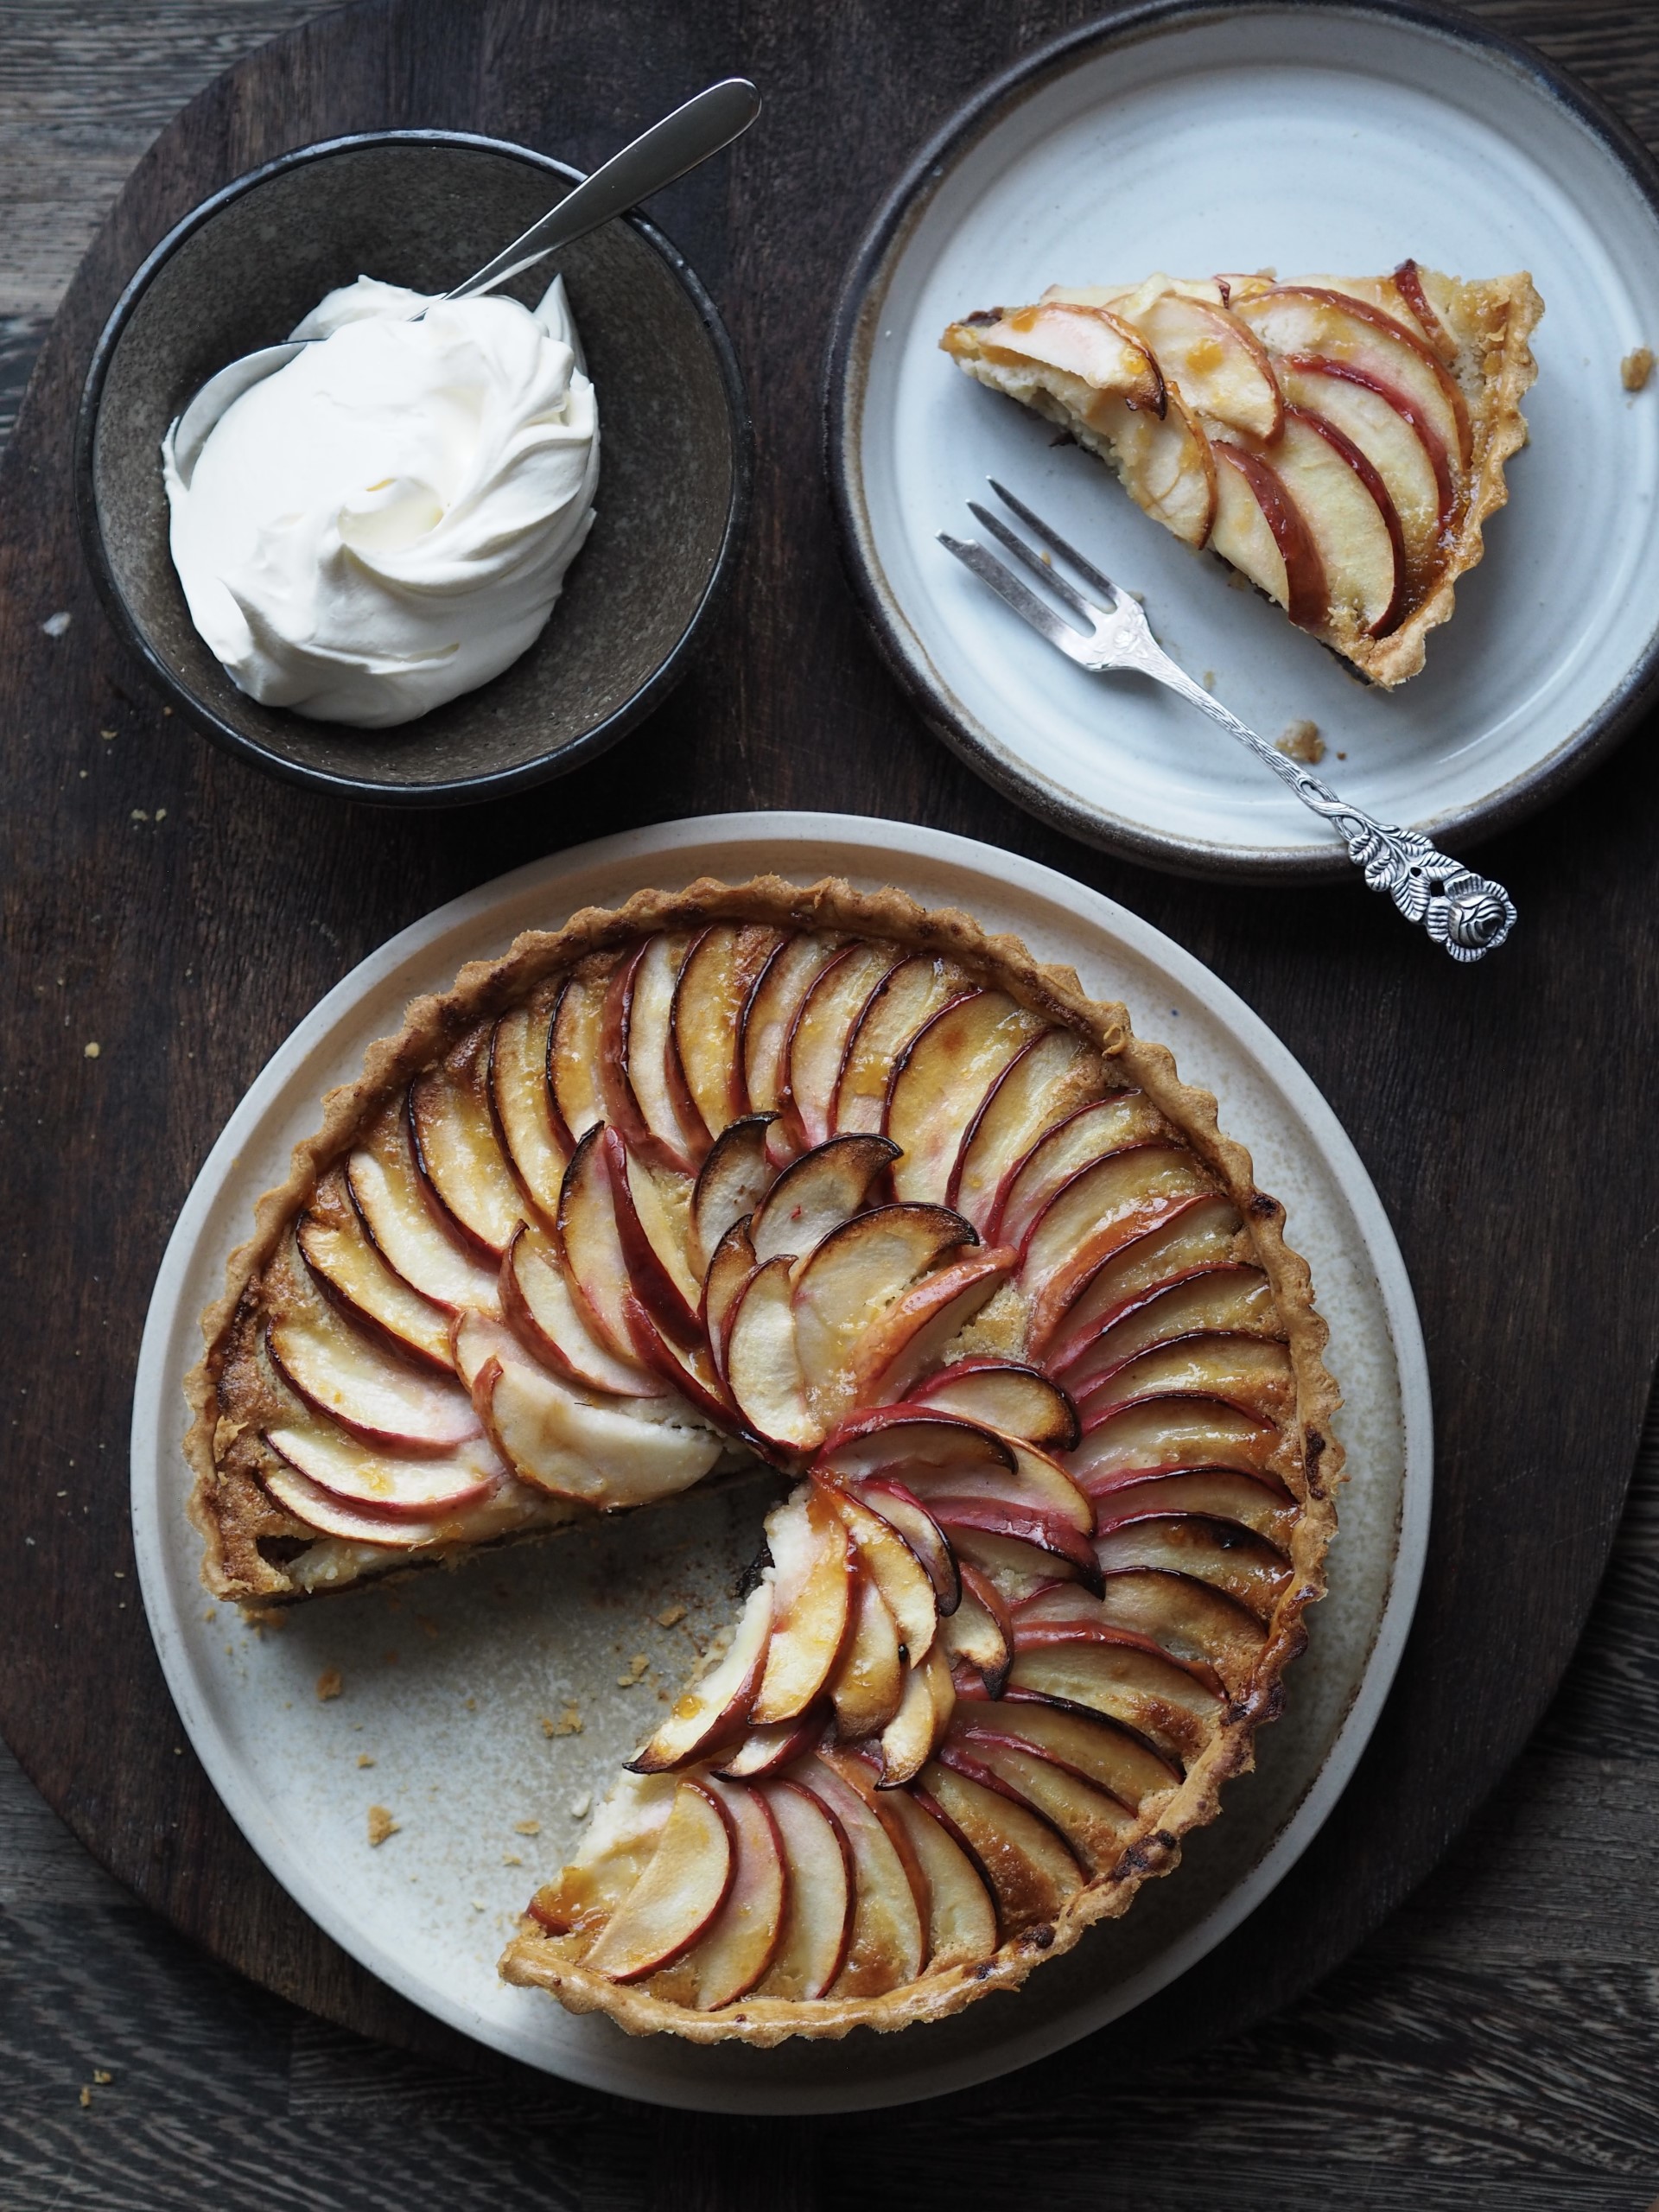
[187,874,1341,2044]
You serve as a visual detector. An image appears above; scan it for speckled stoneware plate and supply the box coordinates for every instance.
[130,812,1429,2113]
[827,0,1659,879]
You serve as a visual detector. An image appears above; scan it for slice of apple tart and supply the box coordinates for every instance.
[941,263,1542,686]
[188,876,1339,2041]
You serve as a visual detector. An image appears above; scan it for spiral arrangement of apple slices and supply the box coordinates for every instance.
[196,882,1337,2041]
[941,261,1541,687]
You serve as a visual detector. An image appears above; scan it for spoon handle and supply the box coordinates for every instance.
[442,79,760,304]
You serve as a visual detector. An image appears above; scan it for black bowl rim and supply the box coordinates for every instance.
[75,127,753,810]
[823,0,1659,884]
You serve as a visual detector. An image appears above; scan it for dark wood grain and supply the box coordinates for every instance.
[3,0,1659,2196]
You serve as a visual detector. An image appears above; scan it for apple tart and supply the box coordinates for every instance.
[188,876,1339,2042]
[941,263,1542,686]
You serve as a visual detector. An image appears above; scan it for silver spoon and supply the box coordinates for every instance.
[169,76,760,483]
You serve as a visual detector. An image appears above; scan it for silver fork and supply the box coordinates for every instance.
[939,481,1516,963]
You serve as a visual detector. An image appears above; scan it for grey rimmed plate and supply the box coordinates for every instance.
[130,811,1428,2113]
[826,0,1659,880]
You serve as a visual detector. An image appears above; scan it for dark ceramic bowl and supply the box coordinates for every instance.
[76,131,749,805]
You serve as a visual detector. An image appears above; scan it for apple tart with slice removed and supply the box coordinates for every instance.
[941,263,1542,686]
[188,876,1339,2042]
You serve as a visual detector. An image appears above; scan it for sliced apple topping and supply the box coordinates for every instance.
[876,1643,956,1786]
[791,1204,977,1402]
[601,934,705,1173]
[849,1249,1016,1409]
[298,1170,454,1371]
[887,992,1047,1205]
[630,1581,774,1774]
[748,1133,898,1266]
[1278,359,1452,575]
[409,1043,529,1261]
[556,1126,645,1366]
[919,1758,1084,1933]
[959,1693,1180,1812]
[785,944,904,1150]
[1048,1193,1246,1363]
[947,1732,1135,1875]
[690,1115,777,1270]
[880,1784,999,1967]
[1268,409,1404,637]
[1073,1334,1294,1429]
[1005,1629,1224,1765]
[500,1222,660,1399]
[1086,382,1218,546]
[929,1498,1103,1594]
[1211,442,1325,627]
[913,1360,1080,1451]
[753,1777,855,1999]
[1020,1146,1221,1352]
[938,1560,1014,1697]
[950,1028,1105,1230]
[1095,1515,1293,1623]
[348,1104,500,1315]
[792,1756,926,1996]
[582,1777,734,1983]
[548,961,612,1152]
[991,1092,1169,1250]
[752,1486,855,1725]
[645,1777,785,2011]
[827,1564,905,1739]
[260,1452,480,1551]
[671,924,785,1145]
[488,992,568,1220]
[604,1131,702,1350]
[741,935,844,1122]
[949,300,1166,416]
[1232,283,1471,467]
[264,1417,501,1519]
[823,1482,944,1658]
[714,1711,827,1783]
[1071,1394,1283,1491]
[725,1255,821,1455]
[835,956,972,1135]
[1115,284,1283,441]
[1093,1467,1296,1551]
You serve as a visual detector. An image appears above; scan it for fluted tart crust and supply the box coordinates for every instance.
[942,264,1542,686]
[187,875,1341,2044]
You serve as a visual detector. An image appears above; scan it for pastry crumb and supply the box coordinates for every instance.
[92,2069,112,2085]
[569,1791,591,1821]
[367,1805,400,1847]
[1276,718,1325,765]
[82,1041,100,1058]
[1622,346,1654,391]
[356,1751,375,1768]
[513,1819,541,1836]
[78,2084,92,2108]
[617,1653,650,1687]
[503,1853,523,1866]
[315,1666,343,1701]
[1202,670,1216,690]
[42,610,71,638]
[654,1604,686,1628]
[542,1701,583,1737]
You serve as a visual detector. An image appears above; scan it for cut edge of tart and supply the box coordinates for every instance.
[185,874,1341,2045]
[940,264,1543,688]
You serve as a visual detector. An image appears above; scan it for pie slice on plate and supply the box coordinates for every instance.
[941,264,1542,686]
[188,875,1340,2042]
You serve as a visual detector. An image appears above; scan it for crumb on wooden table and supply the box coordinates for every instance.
[315,1666,343,1701]
[1276,718,1325,766]
[367,1805,400,1847]
[1623,346,1654,391]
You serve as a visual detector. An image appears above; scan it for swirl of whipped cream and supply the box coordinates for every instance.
[162,273,600,729]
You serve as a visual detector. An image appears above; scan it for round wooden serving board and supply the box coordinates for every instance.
[2,0,1656,2094]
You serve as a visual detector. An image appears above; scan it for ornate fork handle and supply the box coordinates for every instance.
[1152,656,1517,963]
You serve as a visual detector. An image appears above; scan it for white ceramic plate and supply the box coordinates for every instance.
[828,1,1659,878]
[131,811,1429,2113]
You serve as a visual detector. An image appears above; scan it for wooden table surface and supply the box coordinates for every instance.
[4,3,1659,2206]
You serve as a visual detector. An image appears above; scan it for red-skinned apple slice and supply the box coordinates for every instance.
[741,936,844,1122]
[929,1497,1103,1592]
[582,1777,734,1983]
[785,944,904,1150]
[670,923,785,1143]
[886,992,1047,1205]
[919,1757,1083,1931]
[849,1248,1015,1409]
[939,1560,1014,1696]
[959,1694,1180,1810]
[621,1287,734,1428]
[753,1777,855,1999]
[527,1772,679,1940]
[815,1408,1015,1486]
[348,1105,500,1315]
[824,1483,943,1658]
[1234,283,1471,464]
[826,1566,906,1738]
[1210,442,1325,627]
[410,1046,528,1261]
[645,1776,785,2011]
[1095,1514,1293,1622]
[264,1416,500,1519]
[500,1222,659,1399]
[488,992,568,1220]
[966,300,1165,413]
[690,1115,777,1271]
[1048,1194,1246,1364]
[835,957,973,1135]
[1050,1567,1269,1697]
[791,1756,925,1994]
[947,1733,1134,1873]
[1074,1335,1294,1427]
[1120,287,1283,439]
[629,1581,774,1773]
[600,934,701,1173]
[1071,1395,1282,1491]
[914,1361,1080,1451]
[266,1238,480,1452]
[601,1129,702,1350]
[1279,359,1453,567]
[950,1027,1104,1230]
[1392,257,1456,361]
[876,1643,957,1786]
[748,1134,899,1267]
[260,1450,474,1550]
[856,1478,960,1618]
[895,1433,1094,1537]
[1005,1631,1222,1764]
[1274,407,1406,636]
[1020,1146,1219,1352]
[1093,1467,1295,1550]
[724,1256,821,1455]
[548,962,611,1151]
[702,1218,758,1380]
[298,1171,454,1371]
[791,1205,977,1399]
[713,1709,827,1783]
[881,1784,999,1966]
[752,1487,855,1724]
[1055,1264,1274,1386]
[816,1745,932,1924]
[990,1092,1169,1252]
[1088,382,1217,546]
[556,1125,642,1366]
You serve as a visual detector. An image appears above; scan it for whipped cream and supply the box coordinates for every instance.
[162,273,599,728]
